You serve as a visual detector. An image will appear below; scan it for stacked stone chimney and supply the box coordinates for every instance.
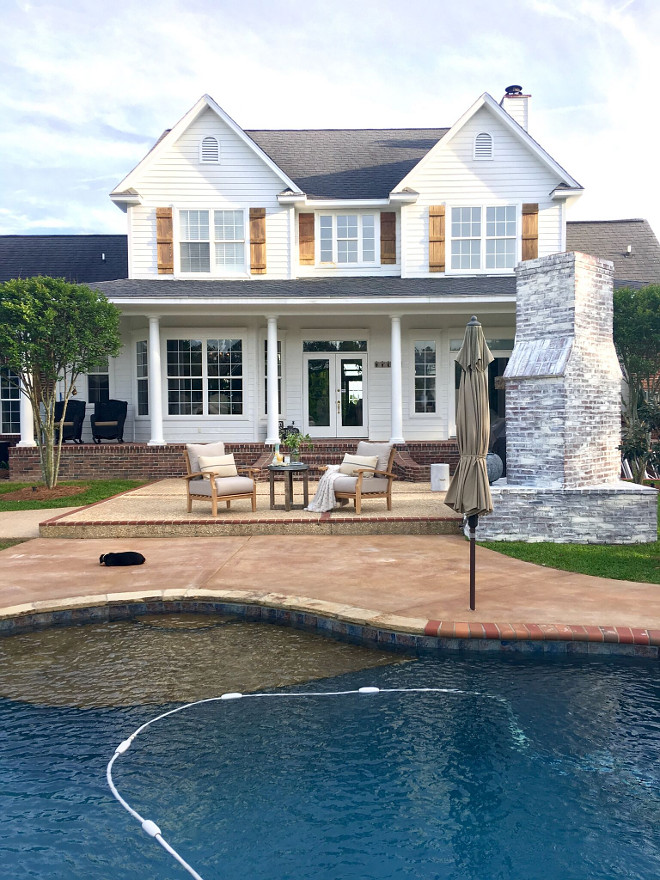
[504,251,622,489]
[477,250,657,544]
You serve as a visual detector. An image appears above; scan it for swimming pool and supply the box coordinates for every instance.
[1,619,659,879]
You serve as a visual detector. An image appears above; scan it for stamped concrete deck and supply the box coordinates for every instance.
[1,523,660,653]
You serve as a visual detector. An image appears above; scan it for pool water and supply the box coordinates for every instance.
[1,621,660,879]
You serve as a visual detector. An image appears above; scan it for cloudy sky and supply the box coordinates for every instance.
[2,0,659,237]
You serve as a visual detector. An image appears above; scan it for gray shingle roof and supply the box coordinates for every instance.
[0,235,128,284]
[91,275,516,300]
[246,129,448,199]
[566,219,660,286]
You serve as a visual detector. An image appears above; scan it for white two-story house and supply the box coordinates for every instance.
[25,86,584,451]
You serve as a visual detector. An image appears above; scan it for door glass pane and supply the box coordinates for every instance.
[307,359,330,427]
[340,359,363,427]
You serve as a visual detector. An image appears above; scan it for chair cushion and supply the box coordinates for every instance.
[189,475,254,497]
[186,441,226,475]
[339,453,378,476]
[198,453,238,478]
[356,441,392,473]
[333,476,389,494]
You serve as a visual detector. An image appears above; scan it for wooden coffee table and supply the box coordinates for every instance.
[267,463,310,511]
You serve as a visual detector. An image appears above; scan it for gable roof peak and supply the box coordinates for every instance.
[110,93,298,200]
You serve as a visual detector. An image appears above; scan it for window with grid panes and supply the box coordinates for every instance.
[207,338,243,415]
[166,339,203,414]
[450,205,517,270]
[319,214,376,264]
[136,341,149,416]
[414,341,436,413]
[180,211,210,272]
[0,369,20,433]
[179,209,245,274]
[87,357,110,404]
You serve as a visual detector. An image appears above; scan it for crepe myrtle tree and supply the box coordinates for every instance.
[613,285,660,483]
[0,276,121,488]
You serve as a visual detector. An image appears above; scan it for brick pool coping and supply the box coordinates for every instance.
[0,590,658,659]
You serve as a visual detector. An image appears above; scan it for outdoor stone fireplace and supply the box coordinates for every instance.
[478,251,657,543]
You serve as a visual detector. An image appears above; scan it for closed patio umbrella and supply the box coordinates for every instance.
[444,316,494,610]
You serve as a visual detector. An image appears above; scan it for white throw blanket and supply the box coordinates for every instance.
[305,464,342,512]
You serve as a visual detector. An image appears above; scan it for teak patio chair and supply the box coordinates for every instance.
[327,441,397,514]
[183,441,259,515]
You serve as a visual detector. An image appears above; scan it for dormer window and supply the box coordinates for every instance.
[200,136,219,163]
[474,132,493,160]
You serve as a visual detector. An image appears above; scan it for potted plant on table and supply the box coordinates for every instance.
[280,430,313,461]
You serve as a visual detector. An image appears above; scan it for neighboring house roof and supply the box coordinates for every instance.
[246,129,448,200]
[90,276,516,300]
[0,235,128,283]
[566,219,660,287]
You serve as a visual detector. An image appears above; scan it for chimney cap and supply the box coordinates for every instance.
[505,84,524,96]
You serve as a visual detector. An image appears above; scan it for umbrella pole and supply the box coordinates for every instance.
[467,514,479,611]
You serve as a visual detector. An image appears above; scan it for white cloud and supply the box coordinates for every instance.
[1,0,660,234]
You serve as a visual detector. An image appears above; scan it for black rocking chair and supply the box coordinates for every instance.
[54,399,86,444]
[91,399,127,443]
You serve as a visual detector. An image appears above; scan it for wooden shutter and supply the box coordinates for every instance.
[250,208,267,274]
[522,203,539,261]
[380,212,396,265]
[298,213,315,265]
[156,207,173,274]
[428,205,445,273]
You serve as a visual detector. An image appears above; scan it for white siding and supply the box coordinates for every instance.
[402,106,564,277]
[128,107,291,279]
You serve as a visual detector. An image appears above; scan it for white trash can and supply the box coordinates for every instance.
[430,463,450,492]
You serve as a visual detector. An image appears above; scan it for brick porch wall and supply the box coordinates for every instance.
[8,439,460,483]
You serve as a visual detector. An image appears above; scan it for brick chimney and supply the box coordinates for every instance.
[500,84,530,131]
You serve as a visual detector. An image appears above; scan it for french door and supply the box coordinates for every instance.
[303,352,367,438]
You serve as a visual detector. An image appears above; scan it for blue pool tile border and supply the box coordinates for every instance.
[0,599,658,659]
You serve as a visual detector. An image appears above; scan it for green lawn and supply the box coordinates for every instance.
[480,494,660,584]
[0,480,147,512]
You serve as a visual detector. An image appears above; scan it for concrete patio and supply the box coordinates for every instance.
[36,478,463,538]
[0,476,659,654]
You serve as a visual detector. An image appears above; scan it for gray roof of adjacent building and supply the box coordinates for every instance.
[246,128,449,199]
[566,219,660,286]
[0,235,128,284]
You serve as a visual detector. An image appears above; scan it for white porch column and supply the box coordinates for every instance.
[147,315,165,446]
[265,315,280,445]
[17,380,35,447]
[390,315,405,443]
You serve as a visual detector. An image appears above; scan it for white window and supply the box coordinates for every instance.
[318,214,377,265]
[179,209,245,274]
[166,337,243,416]
[414,341,436,413]
[450,205,517,271]
[136,341,149,416]
[87,357,110,404]
[200,136,219,163]
[0,368,20,434]
[474,132,493,160]
[180,210,210,272]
